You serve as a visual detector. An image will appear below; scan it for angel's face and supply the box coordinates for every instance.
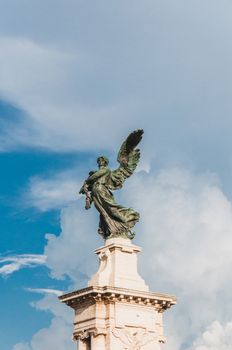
[97,156,108,168]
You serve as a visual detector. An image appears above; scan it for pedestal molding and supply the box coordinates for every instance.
[59,285,176,313]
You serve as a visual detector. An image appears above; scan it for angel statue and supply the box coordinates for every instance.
[79,129,144,240]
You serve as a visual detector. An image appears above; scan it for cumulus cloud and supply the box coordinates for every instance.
[13,317,75,350]
[0,254,46,276]
[31,293,72,323]
[124,169,232,349]
[44,201,101,285]
[189,321,232,350]
[128,168,232,295]
[13,292,75,350]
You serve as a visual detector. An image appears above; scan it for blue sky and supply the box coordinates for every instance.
[1,1,232,349]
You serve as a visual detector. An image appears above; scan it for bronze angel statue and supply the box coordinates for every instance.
[79,129,144,240]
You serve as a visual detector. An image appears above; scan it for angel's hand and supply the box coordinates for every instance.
[83,183,89,192]
[79,182,88,194]
[85,197,92,210]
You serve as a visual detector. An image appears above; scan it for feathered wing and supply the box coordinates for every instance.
[108,129,144,190]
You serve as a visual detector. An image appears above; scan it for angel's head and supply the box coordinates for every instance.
[97,156,109,168]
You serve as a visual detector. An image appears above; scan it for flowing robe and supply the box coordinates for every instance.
[85,166,139,239]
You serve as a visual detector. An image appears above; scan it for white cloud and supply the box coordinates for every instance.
[189,321,232,350]
[13,294,75,350]
[0,37,76,103]
[124,169,232,349]
[129,169,232,295]
[25,288,63,297]
[13,344,30,350]
[13,318,74,350]
[32,294,72,323]
[0,254,46,276]
[44,201,101,284]
[25,170,81,211]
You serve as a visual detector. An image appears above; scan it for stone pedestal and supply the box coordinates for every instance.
[59,238,176,350]
[88,237,148,291]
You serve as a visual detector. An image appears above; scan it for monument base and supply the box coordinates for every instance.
[59,238,176,349]
[88,237,149,291]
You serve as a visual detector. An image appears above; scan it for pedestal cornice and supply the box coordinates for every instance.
[59,285,176,313]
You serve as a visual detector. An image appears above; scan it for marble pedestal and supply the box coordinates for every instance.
[59,238,176,350]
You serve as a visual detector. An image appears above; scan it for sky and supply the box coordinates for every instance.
[0,0,232,349]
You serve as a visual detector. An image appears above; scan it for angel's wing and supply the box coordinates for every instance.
[117,129,144,166]
[108,129,144,190]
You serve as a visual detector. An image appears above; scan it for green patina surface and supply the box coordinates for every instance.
[79,129,143,240]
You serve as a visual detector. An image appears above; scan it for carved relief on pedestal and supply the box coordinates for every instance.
[112,327,156,350]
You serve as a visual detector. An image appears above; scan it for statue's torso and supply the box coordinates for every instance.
[92,168,111,194]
